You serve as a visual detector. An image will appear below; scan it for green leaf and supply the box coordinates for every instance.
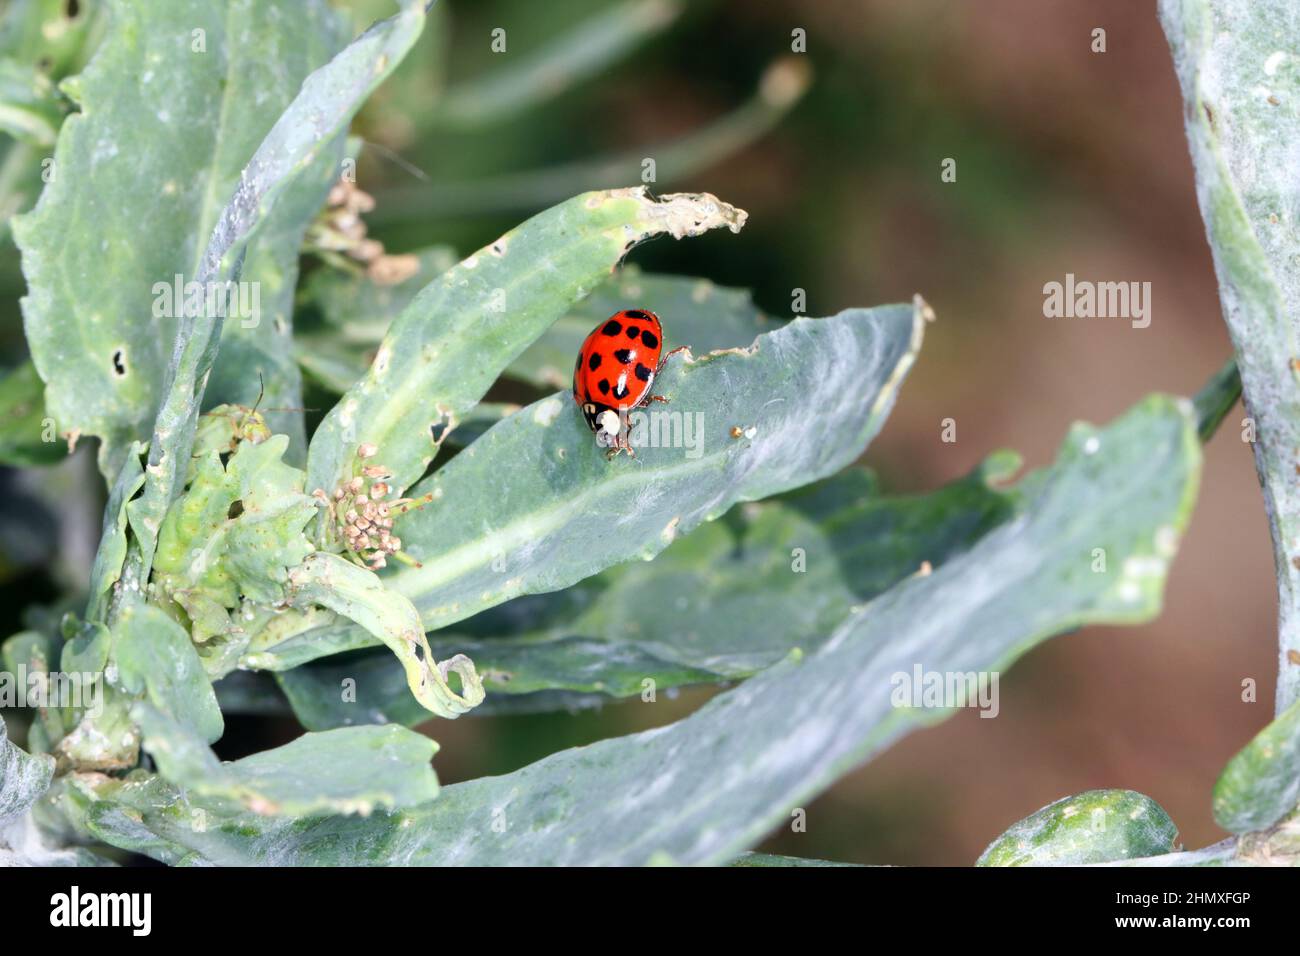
[0,57,62,146]
[371,59,811,223]
[386,302,925,633]
[304,187,749,500]
[0,359,63,466]
[731,852,862,867]
[295,264,777,396]
[1160,0,1300,712]
[1213,695,1300,833]
[152,432,316,645]
[506,268,782,390]
[427,0,682,129]
[287,552,484,720]
[0,712,102,865]
[977,790,1180,866]
[1192,356,1240,443]
[294,246,457,392]
[0,0,104,77]
[2,629,67,750]
[69,394,1201,865]
[103,0,427,620]
[84,439,145,623]
[114,603,223,745]
[132,703,438,816]
[281,458,1020,727]
[13,0,348,481]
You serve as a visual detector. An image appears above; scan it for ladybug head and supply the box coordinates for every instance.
[582,403,622,446]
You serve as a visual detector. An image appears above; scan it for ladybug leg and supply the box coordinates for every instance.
[654,346,689,376]
[623,416,637,458]
[604,416,638,461]
[648,346,690,404]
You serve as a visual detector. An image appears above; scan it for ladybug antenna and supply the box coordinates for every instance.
[251,374,266,415]
[358,138,429,183]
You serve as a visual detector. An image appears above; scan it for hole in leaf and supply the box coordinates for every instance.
[111,349,127,376]
[65,0,81,18]
[227,500,244,520]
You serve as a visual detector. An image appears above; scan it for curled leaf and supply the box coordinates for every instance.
[287,552,484,719]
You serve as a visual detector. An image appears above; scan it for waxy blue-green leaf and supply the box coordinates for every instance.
[0,712,54,828]
[1213,696,1300,833]
[506,268,782,390]
[65,395,1201,865]
[131,703,437,817]
[305,187,748,500]
[287,551,484,720]
[294,264,777,396]
[114,604,223,745]
[1161,0,1300,712]
[0,712,104,865]
[731,852,862,867]
[84,440,144,623]
[977,790,1180,866]
[13,0,347,481]
[386,302,925,632]
[101,0,426,622]
[280,458,1020,728]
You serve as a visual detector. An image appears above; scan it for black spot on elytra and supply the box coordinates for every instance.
[640,331,659,350]
[602,319,622,336]
[625,326,640,341]
[613,348,633,364]
[588,352,602,371]
[624,309,650,320]
[635,363,652,382]
[614,381,629,400]
[598,379,610,395]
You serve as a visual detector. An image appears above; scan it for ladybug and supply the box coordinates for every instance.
[572,308,686,459]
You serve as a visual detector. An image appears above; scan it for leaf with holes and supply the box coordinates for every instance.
[304,187,748,501]
[13,0,348,480]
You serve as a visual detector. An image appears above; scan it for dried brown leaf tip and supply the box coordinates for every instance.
[307,177,420,285]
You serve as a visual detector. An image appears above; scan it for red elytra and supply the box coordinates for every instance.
[571,308,686,458]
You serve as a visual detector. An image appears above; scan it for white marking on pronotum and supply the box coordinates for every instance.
[597,409,620,436]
